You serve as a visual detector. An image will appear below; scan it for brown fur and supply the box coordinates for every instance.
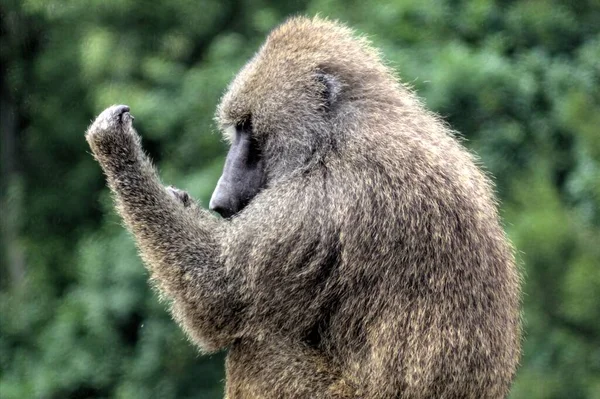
[86,17,521,399]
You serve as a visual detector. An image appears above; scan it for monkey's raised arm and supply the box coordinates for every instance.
[86,105,247,350]
[86,105,333,354]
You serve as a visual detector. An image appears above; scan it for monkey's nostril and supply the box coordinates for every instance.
[209,196,235,219]
[211,205,233,219]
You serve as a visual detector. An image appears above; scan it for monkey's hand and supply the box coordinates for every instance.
[87,105,204,220]
[86,104,140,167]
[166,186,192,207]
[166,186,204,217]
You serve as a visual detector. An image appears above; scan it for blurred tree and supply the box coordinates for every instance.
[1,0,598,398]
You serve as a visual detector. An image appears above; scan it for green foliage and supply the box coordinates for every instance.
[1,0,599,397]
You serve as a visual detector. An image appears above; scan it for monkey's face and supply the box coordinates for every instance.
[209,119,265,218]
[210,67,341,219]
[211,22,361,218]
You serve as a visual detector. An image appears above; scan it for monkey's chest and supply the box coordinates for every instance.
[223,338,344,399]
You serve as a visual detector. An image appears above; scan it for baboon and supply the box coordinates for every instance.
[86,17,521,399]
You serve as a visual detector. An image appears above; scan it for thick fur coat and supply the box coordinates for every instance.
[86,17,521,399]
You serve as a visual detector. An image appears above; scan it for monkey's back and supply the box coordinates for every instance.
[317,106,521,398]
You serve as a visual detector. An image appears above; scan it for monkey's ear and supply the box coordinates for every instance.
[315,71,341,110]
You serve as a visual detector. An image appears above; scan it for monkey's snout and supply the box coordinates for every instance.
[209,192,235,219]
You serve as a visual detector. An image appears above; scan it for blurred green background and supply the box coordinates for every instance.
[1,0,599,398]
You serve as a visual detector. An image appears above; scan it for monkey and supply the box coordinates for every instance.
[86,16,521,399]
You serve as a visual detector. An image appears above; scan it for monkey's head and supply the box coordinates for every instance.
[210,17,398,218]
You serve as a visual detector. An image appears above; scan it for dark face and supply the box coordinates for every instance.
[209,121,266,218]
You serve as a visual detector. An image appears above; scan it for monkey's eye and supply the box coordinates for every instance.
[234,116,262,164]
[235,115,253,133]
[235,116,261,151]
